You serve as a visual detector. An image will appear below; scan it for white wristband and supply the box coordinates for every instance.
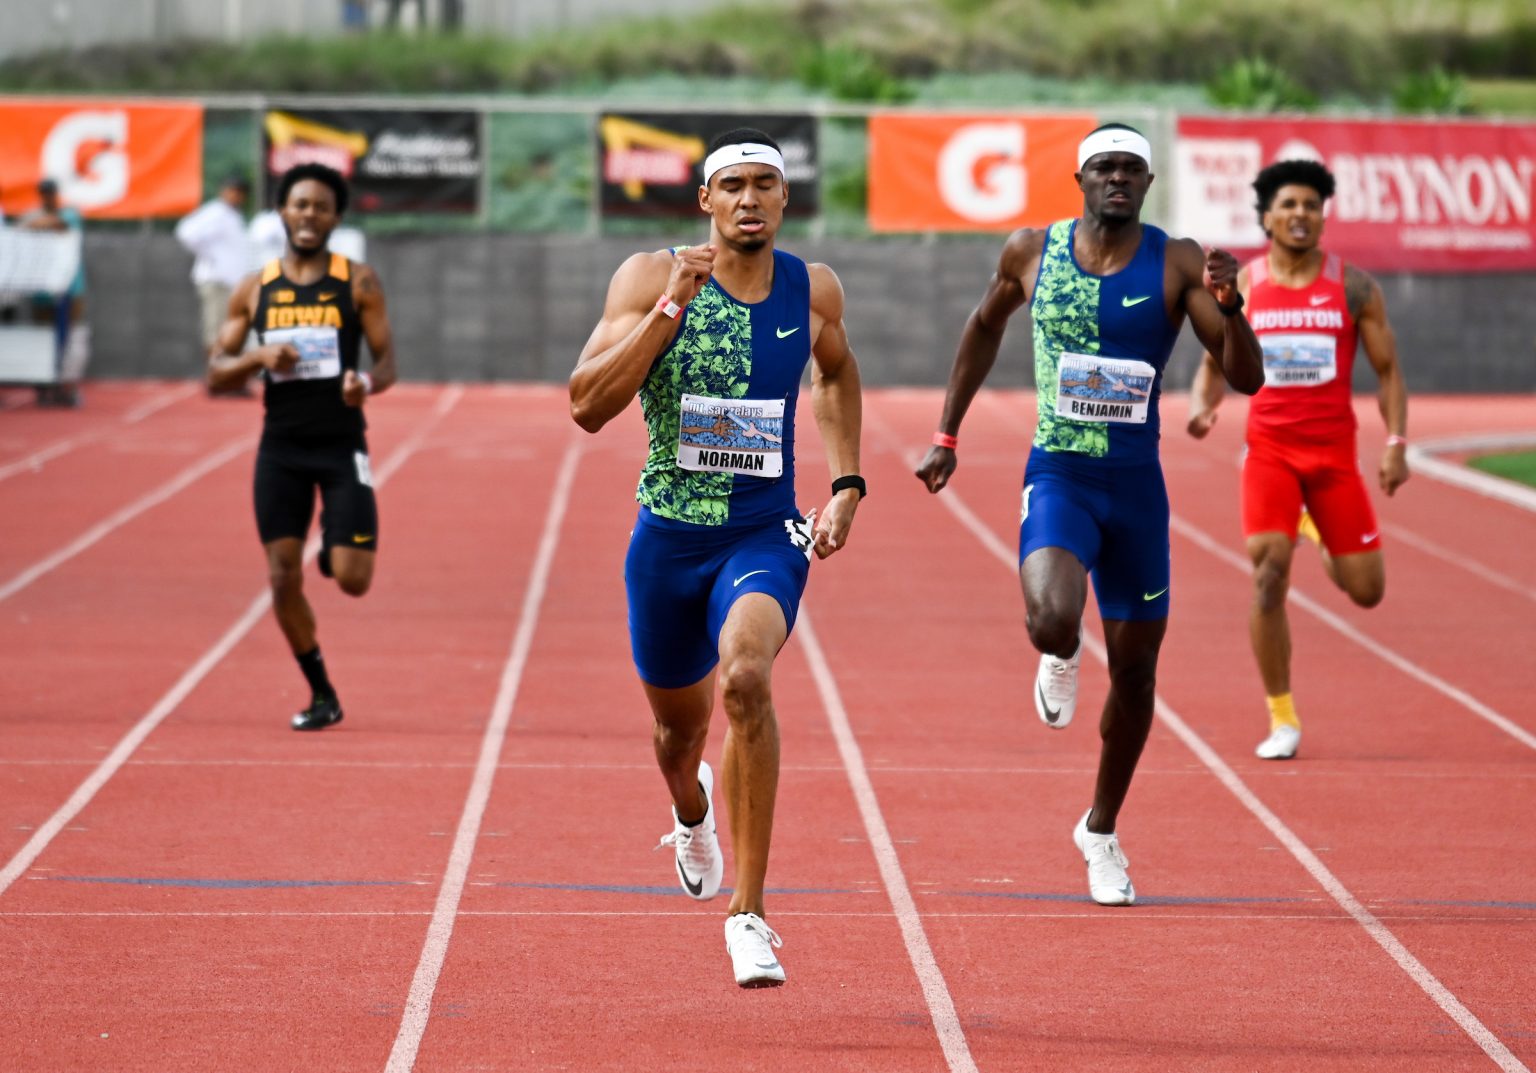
[358,370,373,395]
[655,293,683,320]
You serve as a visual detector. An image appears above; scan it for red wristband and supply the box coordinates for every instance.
[655,293,683,319]
[932,432,958,450]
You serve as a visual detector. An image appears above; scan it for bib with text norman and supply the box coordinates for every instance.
[1055,353,1155,424]
[1259,333,1338,388]
[264,327,342,384]
[677,394,785,478]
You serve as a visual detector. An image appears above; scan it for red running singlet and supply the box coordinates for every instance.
[1244,252,1358,446]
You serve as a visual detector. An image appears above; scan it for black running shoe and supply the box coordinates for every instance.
[317,546,333,578]
[291,694,343,731]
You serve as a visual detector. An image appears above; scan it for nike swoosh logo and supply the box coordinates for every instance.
[740,150,768,156]
[754,961,780,970]
[1122,295,1151,307]
[776,326,800,338]
[318,292,337,301]
[352,534,374,544]
[1309,294,1330,306]
[676,858,704,897]
[1361,532,1379,543]
[1037,682,1062,724]
[734,570,769,587]
[1143,587,1169,601]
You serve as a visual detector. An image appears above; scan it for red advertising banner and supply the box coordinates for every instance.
[0,99,203,219]
[869,114,1098,232]
[1175,115,1536,272]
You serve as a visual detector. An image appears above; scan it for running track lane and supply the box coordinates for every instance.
[838,389,1531,1071]
[404,420,972,1072]
[0,387,1530,1070]
[0,387,571,1070]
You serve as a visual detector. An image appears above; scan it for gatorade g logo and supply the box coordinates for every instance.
[41,110,129,210]
[937,123,1026,224]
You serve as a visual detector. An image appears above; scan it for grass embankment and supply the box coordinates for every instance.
[1468,451,1536,489]
[1,0,1533,112]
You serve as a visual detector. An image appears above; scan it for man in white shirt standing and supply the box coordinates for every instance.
[176,176,252,385]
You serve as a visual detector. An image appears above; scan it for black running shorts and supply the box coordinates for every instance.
[253,433,379,552]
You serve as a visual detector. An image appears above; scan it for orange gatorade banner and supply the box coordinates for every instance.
[0,99,203,219]
[868,113,1099,232]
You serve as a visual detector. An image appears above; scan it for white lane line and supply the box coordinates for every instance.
[0,434,253,603]
[1408,436,1536,514]
[1170,514,1536,753]
[0,387,464,899]
[1383,523,1536,604]
[0,382,200,482]
[931,478,1530,1073]
[797,609,979,1073]
[384,437,581,1073]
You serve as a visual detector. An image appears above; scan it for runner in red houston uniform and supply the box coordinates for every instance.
[1187,159,1409,760]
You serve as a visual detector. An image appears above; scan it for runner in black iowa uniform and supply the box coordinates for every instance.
[208,163,398,731]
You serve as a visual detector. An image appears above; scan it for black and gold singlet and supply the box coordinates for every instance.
[253,252,366,440]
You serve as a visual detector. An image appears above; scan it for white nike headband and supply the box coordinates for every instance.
[1076,129,1152,171]
[703,142,786,186]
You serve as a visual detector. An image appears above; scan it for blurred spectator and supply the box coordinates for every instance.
[176,175,252,373]
[249,206,288,266]
[20,179,87,406]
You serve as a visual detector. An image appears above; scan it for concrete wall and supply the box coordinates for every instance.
[3,0,729,60]
[80,232,1536,392]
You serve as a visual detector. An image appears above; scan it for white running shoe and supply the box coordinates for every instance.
[1034,632,1083,729]
[1256,724,1301,760]
[724,912,785,988]
[655,760,723,900]
[1073,809,1135,906]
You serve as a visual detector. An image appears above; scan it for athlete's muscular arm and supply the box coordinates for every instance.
[206,273,297,391]
[1187,264,1250,438]
[1175,238,1264,396]
[807,262,862,560]
[915,228,1042,494]
[569,246,715,433]
[344,263,397,406]
[1348,265,1410,495]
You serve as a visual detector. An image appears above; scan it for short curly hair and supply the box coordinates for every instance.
[1252,159,1335,226]
[275,163,349,215]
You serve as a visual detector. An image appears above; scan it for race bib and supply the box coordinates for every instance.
[1259,332,1338,387]
[263,327,342,384]
[677,394,785,478]
[1056,353,1155,424]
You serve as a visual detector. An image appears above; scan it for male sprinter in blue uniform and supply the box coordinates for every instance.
[209,163,398,731]
[916,124,1263,905]
[571,129,863,987]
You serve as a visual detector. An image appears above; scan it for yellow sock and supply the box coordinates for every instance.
[1266,693,1301,733]
[1296,509,1321,547]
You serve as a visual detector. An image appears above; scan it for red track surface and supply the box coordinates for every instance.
[1,382,1532,1072]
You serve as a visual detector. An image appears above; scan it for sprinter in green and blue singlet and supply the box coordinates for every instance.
[916,124,1264,907]
[570,129,864,988]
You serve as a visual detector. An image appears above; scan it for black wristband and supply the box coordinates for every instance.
[831,475,867,500]
[1217,291,1245,317]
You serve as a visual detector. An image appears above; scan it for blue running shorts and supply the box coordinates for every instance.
[624,508,814,689]
[1018,447,1171,621]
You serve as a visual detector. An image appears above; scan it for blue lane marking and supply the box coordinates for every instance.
[942,889,1302,907]
[37,876,1536,912]
[498,881,856,897]
[45,876,404,890]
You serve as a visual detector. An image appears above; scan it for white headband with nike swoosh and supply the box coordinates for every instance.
[703,143,786,185]
[1077,129,1152,170]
